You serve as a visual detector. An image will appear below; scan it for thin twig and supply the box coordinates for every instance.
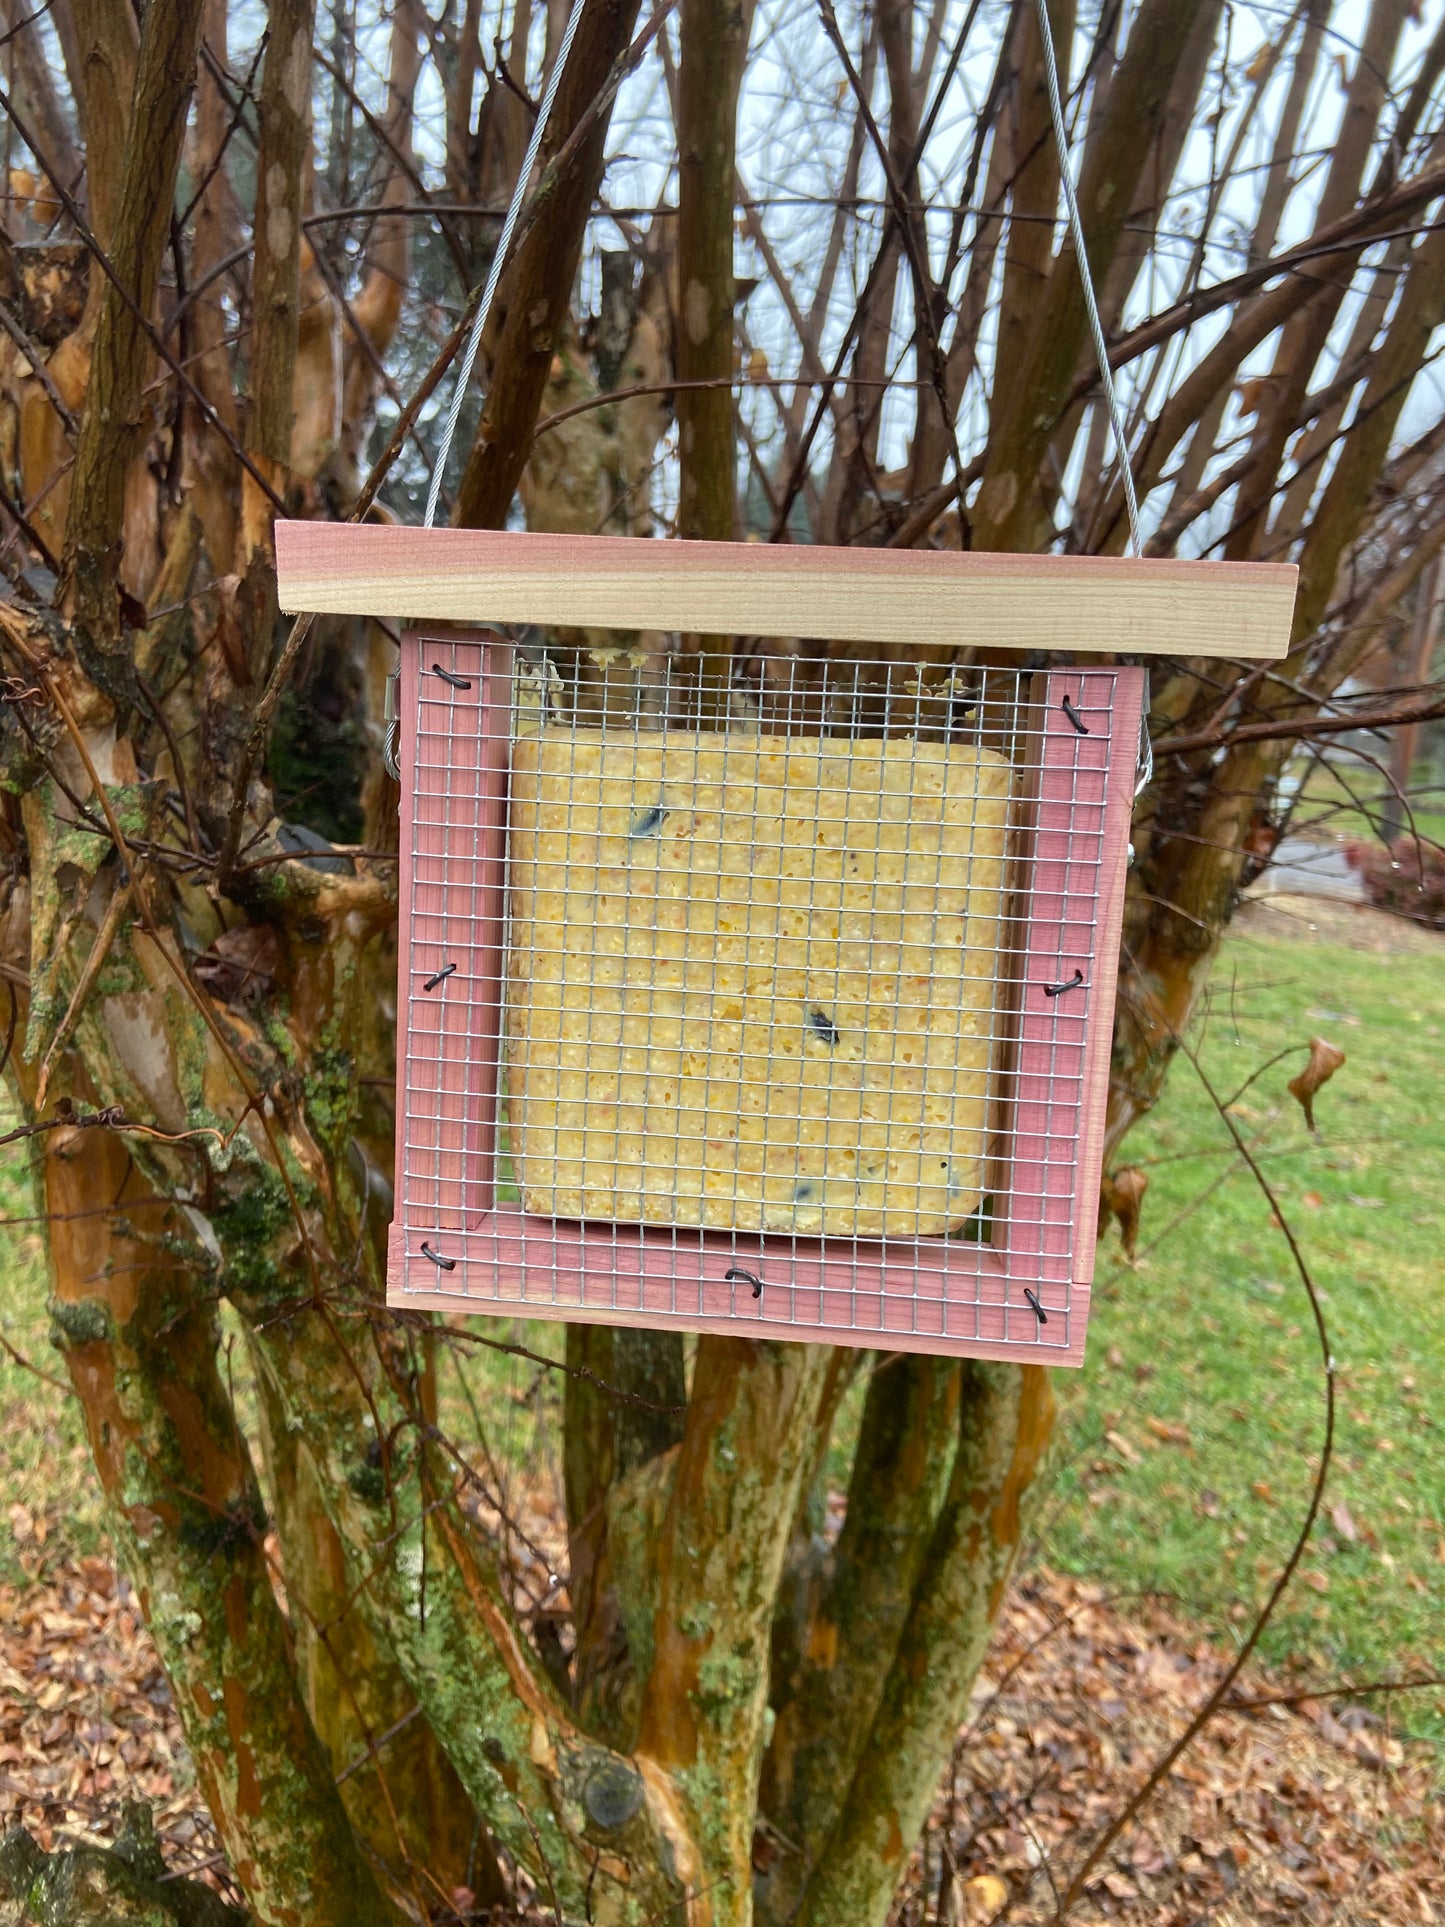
[0,474,60,573]
[334,1705,424,1785]
[1225,1672,1445,1713]
[0,1329,75,1398]
[1053,993,1336,1919]
[817,0,969,549]
[0,294,77,435]
[177,33,268,233]
[421,1314,688,1414]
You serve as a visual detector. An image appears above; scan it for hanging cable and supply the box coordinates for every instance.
[1032,0,1143,556]
[424,0,589,528]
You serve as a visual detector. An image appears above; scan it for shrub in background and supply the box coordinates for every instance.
[1346,837,1445,929]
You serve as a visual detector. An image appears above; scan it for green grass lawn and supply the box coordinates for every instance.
[1042,893,1445,1733]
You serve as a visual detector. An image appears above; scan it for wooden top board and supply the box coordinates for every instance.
[275,521,1297,660]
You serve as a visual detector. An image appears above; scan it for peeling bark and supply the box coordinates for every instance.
[233,1281,694,1922]
[243,0,319,557]
[251,1353,503,1913]
[61,0,206,677]
[1,0,83,204]
[564,1324,687,1746]
[791,1366,1055,1927]
[40,1120,405,1927]
[637,1340,832,1927]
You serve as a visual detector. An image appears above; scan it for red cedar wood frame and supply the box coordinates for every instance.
[275,523,1298,1367]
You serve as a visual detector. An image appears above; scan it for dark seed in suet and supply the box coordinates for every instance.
[807,1008,839,1046]
[630,804,667,838]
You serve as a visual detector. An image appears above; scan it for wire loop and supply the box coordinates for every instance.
[1033,0,1143,556]
[424,0,589,527]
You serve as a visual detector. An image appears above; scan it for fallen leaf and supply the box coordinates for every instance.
[1105,1429,1142,1466]
[1330,1501,1358,1543]
[1146,1416,1192,1447]
[1300,1569,1330,1594]
[1302,1190,1324,1209]
[956,1872,1008,1920]
[1101,1165,1148,1260]
[1251,1481,1274,1504]
[1288,1037,1346,1132]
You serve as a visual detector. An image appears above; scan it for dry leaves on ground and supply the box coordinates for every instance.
[893,1571,1444,1927]
[1,1532,1440,1926]
[0,1540,232,1899]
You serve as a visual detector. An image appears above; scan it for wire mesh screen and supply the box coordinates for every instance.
[389,633,1144,1366]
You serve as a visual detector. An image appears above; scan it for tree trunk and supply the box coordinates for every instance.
[758,1354,962,1924]
[242,0,317,558]
[453,0,645,530]
[675,0,743,714]
[793,1366,1054,1927]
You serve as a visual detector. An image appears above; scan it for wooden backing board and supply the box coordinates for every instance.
[276,522,1297,660]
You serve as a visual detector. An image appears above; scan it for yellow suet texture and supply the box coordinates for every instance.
[506,728,1012,1237]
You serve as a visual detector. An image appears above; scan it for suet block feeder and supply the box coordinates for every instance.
[278,522,1295,1364]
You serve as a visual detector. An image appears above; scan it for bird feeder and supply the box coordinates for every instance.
[277,524,1295,1364]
